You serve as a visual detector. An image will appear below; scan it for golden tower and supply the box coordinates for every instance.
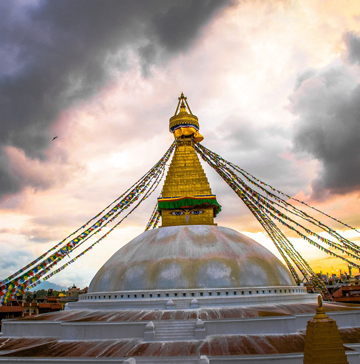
[158,94,221,227]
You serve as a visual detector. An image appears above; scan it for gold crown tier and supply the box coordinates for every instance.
[169,93,203,143]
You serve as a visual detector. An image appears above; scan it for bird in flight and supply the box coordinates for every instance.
[52,136,58,141]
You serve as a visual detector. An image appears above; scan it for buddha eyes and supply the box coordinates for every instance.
[170,210,204,216]
[171,211,184,216]
[191,210,204,215]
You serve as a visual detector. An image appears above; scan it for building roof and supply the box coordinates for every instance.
[38,303,62,310]
[0,306,24,313]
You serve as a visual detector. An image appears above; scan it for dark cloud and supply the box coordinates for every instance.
[0,0,233,199]
[346,32,360,65]
[0,153,22,195]
[152,0,233,52]
[290,32,360,200]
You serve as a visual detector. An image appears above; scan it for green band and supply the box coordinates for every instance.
[158,198,222,216]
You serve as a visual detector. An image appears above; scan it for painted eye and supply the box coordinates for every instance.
[170,211,184,216]
[190,210,204,215]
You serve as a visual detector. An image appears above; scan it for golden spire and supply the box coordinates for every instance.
[303,295,349,364]
[169,93,203,143]
[158,94,221,227]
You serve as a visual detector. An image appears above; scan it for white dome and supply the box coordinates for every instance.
[89,225,295,293]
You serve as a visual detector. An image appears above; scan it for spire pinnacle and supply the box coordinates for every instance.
[169,93,203,143]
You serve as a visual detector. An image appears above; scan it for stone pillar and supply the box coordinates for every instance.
[195,318,205,339]
[166,299,175,310]
[303,296,348,364]
[191,298,199,308]
[144,321,155,341]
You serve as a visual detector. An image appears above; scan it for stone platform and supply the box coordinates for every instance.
[1,300,360,363]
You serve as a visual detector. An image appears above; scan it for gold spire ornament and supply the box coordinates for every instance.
[158,94,221,227]
[169,93,203,143]
[303,295,349,364]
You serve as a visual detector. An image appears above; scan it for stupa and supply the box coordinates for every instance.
[1,94,360,363]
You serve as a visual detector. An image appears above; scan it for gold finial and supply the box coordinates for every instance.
[173,93,193,116]
[169,93,203,143]
[317,295,322,307]
[314,294,328,319]
[180,100,186,111]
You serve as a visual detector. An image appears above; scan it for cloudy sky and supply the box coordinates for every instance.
[1,0,360,289]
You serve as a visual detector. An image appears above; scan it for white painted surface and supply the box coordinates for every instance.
[89,226,296,293]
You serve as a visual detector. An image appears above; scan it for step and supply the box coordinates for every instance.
[154,337,195,341]
[155,328,194,332]
[155,325,194,328]
[153,319,196,341]
[155,320,195,325]
[156,333,194,337]
[155,337,195,340]
[155,335,194,340]
[156,326,194,329]
[157,332,193,334]
[155,326,195,331]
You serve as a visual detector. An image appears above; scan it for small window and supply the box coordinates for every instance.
[249,291,252,295]
[217,292,221,296]
[157,294,161,298]
[134,294,137,298]
[142,294,144,298]
[174,293,178,297]
[269,290,271,293]
[127,295,130,298]
[200,292,203,296]
[226,292,229,296]
[233,291,237,295]
[121,295,123,298]
[183,293,186,297]
[274,290,277,293]
[109,295,111,299]
[191,293,195,297]
[280,290,282,293]
[262,290,265,294]
[150,294,153,298]
[209,292,212,296]
[256,291,259,294]
[103,295,105,299]
[241,291,244,295]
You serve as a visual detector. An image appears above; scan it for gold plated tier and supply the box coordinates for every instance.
[160,139,217,227]
[162,139,212,198]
